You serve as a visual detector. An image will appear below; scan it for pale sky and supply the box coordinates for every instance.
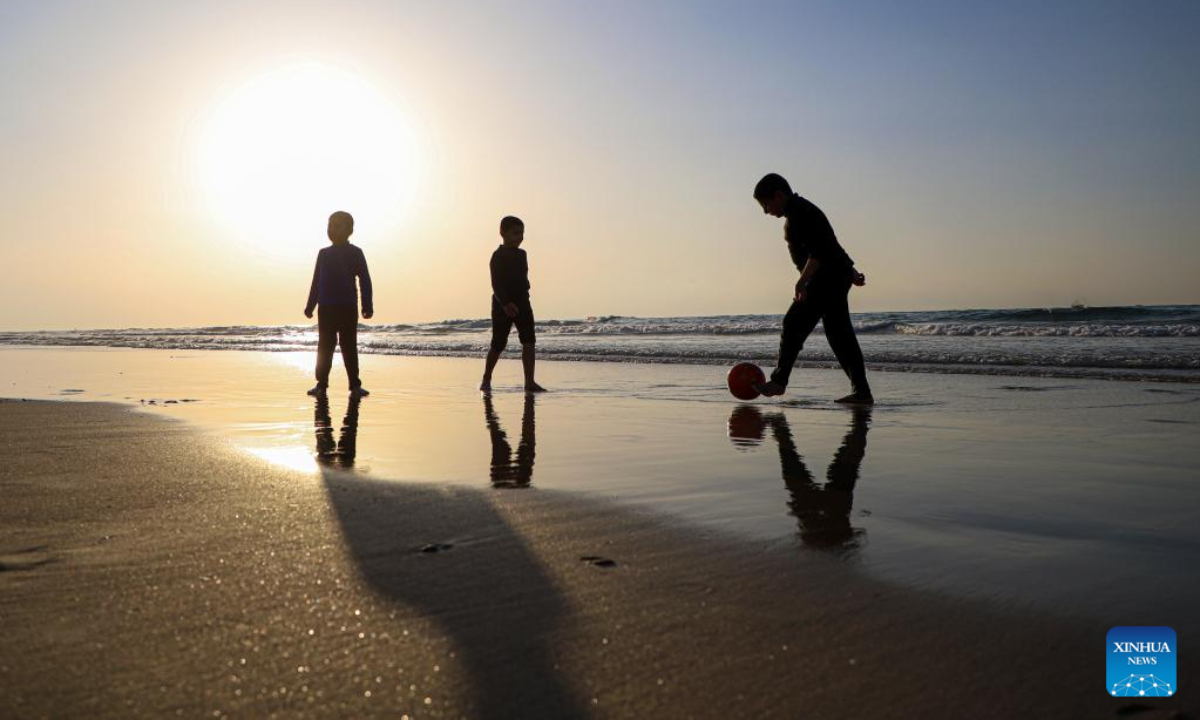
[1,0,1197,330]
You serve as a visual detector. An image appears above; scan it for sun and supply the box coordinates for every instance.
[194,61,418,255]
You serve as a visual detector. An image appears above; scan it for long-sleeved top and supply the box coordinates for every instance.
[490,245,530,305]
[305,242,373,314]
[783,194,855,286]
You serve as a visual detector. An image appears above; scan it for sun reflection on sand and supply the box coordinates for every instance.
[245,445,320,474]
[272,351,319,373]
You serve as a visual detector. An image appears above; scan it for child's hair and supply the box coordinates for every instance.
[499,215,524,234]
[330,210,355,231]
[753,173,792,200]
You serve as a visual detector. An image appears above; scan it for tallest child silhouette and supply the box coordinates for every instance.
[753,174,873,405]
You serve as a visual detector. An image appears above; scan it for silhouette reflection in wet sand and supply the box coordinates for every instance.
[728,406,872,551]
[311,395,586,718]
[314,394,360,467]
[484,394,536,488]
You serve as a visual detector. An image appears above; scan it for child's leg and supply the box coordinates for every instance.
[521,343,538,387]
[482,349,502,382]
[338,307,361,390]
[516,305,544,391]
[482,304,512,389]
[315,308,337,388]
[820,286,870,396]
[769,298,823,388]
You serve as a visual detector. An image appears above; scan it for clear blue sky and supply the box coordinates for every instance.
[1,0,1197,328]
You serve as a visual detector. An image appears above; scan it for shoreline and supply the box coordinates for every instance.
[1,341,1197,383]
[2,398,1195,718]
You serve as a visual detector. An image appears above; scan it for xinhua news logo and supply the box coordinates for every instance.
[1108,626,1176,697]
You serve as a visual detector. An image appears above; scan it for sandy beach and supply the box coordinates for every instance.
[2,397,1193,719]
[2,348,1198,718]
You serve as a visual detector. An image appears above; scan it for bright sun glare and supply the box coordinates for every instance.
[195,62,417,254]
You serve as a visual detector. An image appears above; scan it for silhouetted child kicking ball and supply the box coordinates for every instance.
[304,210,373,398]
[752,173,873,405]
[480,215,546,394]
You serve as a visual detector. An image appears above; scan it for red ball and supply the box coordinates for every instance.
[727,362,766,400]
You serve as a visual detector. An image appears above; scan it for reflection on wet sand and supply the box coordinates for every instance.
[483,394,536,489]
[728,406,872,551]
[314,394,360,467]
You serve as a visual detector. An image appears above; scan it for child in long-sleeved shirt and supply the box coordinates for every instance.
[752,173,872,405]
[304,210,373,397]
[480,215,546,394]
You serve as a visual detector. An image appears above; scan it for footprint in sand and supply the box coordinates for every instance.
[418,543,454,554]
[0,546,56,572]
[580,555,617,568]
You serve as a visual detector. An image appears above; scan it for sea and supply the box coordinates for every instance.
[3,304,1197,382]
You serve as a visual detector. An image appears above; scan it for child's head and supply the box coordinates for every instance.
[499,215,524,247]
[328,211,354,244]
[753,173,792,218]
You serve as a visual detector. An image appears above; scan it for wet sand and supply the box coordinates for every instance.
[2,398,1194,719]
[4,347,1200,624]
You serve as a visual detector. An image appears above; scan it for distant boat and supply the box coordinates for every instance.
[1071,301,1086,310]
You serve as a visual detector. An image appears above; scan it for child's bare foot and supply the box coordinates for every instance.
[753,380,786,397]
[525,382,547,394]
[479,378,492,393]
[835,391,875,406]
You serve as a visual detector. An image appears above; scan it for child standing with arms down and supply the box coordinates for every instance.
[480,215,546,394]
[304,210,373,397]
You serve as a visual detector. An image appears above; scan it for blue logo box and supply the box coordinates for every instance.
[1108,626,1176,697]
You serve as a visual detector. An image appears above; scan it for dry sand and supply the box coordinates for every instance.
[1,399,1193,719]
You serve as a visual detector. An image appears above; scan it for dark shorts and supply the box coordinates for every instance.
[491,298,535,351]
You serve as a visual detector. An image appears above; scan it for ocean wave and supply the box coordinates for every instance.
[907,305,1200,324]
[5,320,1195,340]
[8,305,1196,338]
[3,304,1198,382]
[893,323,1200,337]
[4,332,1198,372]
[427,318,1193,337]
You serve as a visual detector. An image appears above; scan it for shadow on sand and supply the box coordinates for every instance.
[313,395,586,718]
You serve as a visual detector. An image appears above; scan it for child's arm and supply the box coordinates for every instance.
[304,256,320,319]
[795,258,821,302]
[358,250,374,320]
